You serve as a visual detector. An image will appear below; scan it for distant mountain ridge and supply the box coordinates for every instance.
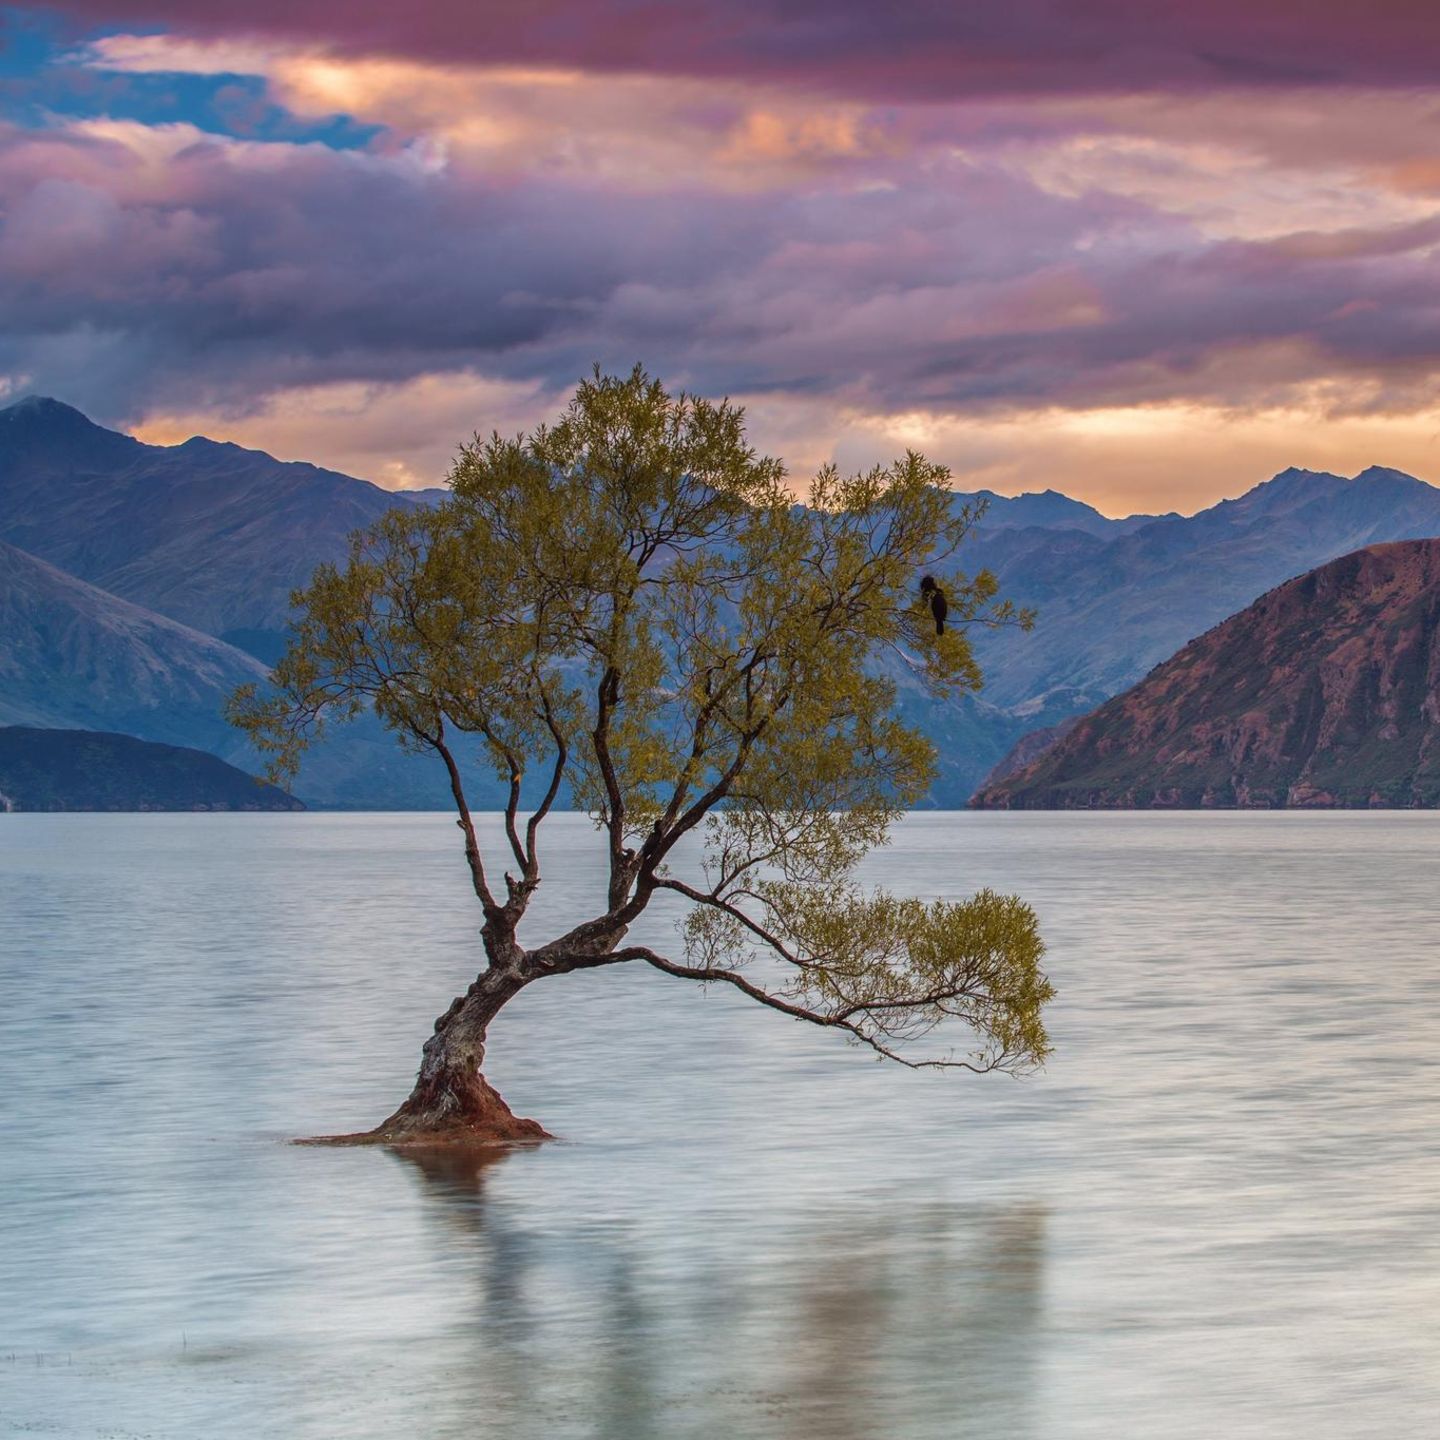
[0,537,481,809]
[963,487,1170,537]
[963,462,1440,731]
[0,726,303,812]
[0,396,431,660]
[972,540,1440,809]
[7,394,1440,805]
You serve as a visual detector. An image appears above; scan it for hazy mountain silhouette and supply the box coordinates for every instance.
[963,487,1169,537]
[0,534,493,810]
[0,396,433,662]
[961,464,1440,747]
[0,726,304,812]
[0,537,269,752]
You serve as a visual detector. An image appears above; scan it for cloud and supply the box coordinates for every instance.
[5,103,1440,492]
[74,35,895,192]
[7,7,1440,513]
[0,115,776,405]
[37,1,1440,100]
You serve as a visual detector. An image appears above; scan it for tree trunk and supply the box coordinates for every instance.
[365,967,550,1145]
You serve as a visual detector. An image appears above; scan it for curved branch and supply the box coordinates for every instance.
[653,878,814,969]
[610,946,1003,1073]
[591,664,629,908]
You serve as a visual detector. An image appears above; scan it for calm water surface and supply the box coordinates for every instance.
[3,812,1440,1438]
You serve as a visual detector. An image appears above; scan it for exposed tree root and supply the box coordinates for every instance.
[296,1071,551,1148]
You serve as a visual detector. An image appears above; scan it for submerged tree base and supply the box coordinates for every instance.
[296,1073,552,1149]
[296,1123,552,1150]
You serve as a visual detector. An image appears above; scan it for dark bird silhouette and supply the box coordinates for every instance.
[919,575,948,636]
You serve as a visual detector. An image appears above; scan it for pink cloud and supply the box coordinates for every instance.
[5,111,1440,435]
[37,1,1440,98]
[11,5,1440,509]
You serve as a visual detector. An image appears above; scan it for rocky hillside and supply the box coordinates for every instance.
[976,716,1081,792]
[973,540,1440,808]
[0,727,304,812]
[965,464,1440,731]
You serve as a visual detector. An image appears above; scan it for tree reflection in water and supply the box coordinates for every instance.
[390,1146,1048,1440]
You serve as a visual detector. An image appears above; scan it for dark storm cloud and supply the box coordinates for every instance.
[34,0,1440,99]
[0,119,777,415]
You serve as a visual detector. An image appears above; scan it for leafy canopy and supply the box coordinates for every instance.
[230,366,1052,1074]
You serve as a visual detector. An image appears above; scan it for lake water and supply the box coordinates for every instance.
[3,812,1440,1438]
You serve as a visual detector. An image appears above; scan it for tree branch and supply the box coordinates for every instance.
[427,723,500,919]
[591,663,629,909]
[653,877,812,969]
[611,946,1004,1073]
[524,691,569,878]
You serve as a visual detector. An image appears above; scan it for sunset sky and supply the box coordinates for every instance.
[5,2,1440,513]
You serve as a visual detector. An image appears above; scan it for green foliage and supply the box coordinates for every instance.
[229,365,1051,1074]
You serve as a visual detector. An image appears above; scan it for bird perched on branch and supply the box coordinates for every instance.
[919,575,948,636]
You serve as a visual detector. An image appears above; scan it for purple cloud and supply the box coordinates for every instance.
[34,1,1440,99]
[4,109,1440,441]
[5,3,1440,509]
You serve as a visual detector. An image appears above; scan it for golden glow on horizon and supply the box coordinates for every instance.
[132,373,1440,519]
[131,374,561,492]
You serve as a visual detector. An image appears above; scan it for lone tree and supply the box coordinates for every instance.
[230,367,1052,1145]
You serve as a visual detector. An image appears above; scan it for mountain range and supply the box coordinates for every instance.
[972,540,1440,808]
[0,395,432,662]
[6,394,1440,805]
[961,463,1440,717]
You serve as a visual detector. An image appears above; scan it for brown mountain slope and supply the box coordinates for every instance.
[972,540,1440,809]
